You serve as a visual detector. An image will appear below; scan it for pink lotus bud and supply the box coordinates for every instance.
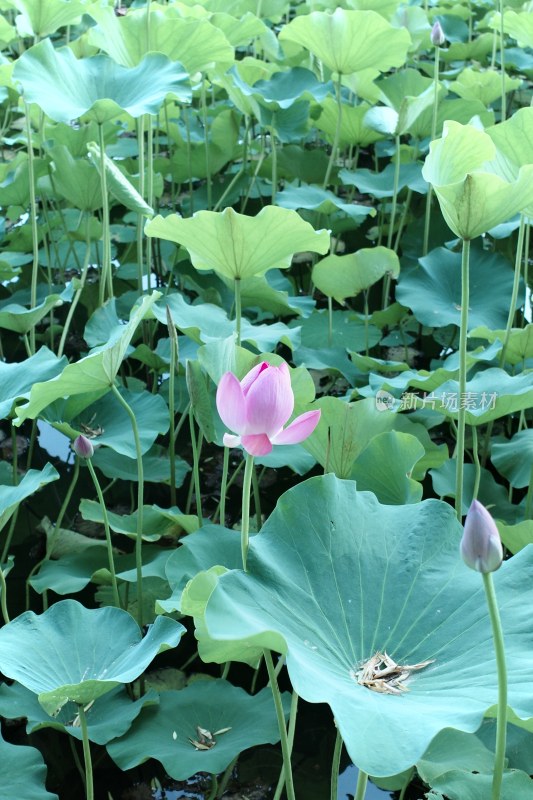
[431,20,445,47]
[460,500,503,573]
[216,361,321,457]
[72,434,94,459]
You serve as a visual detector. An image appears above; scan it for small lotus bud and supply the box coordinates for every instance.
[431,20,445,47]
[72,434,94,459]
[460,500,503,573]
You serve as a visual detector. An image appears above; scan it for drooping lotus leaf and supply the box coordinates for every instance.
[422,120,533,240]
[13,39,191,124]
[11,0,85,38]
[491,430,533,489]
[0,681,158,745]
[312,247,400,303]
[107,680,290,780]
[90,444,190,487]
[279,9,411,76]
[350,431,424,504]
[276,184,375,224]
[79,499,198,542]
[192,474,533,777]
[315,98,385,147]
[486,108,533,217]
[396,245,519,330]
[87,5,234,74]
[0,600,185,715]
[0,347,66,419]
[14,293,160,426]
[0,286,71,335]
[470,324,533,366]
[499,10,533,48]
[0,731,57,800]
[0,463,59,532]
[145,206,330,280]
[449,68,521,107]
[229,65,332,110]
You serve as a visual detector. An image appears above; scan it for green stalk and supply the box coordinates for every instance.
[499,0,506,121]
[323,74,343,189]
[364,290,370,356]
[111,384,144,628]
[472,425,481,502]
[524,465,533,520]
[98,123,113,305]
[251,463,262,531]
[24,101,40,355]
[136,116,146,293]
[382,134,401,308]
[482,572,507,800]
[241,453,254,572]
[354,769,369,800]
[423,43,441,257]
[327,296,333,347]
[217,755,238,798]
[264,649,295,800]
[0,564,10,624]
[77,704,94,800]
[234,277,242,347]
[188,407,204,526]
[213,457,245,524]
[270,121,277,204]
[87,459,120,608]
[219,446,230,527]
[200,77,212,210]
[455,237,471,520]
[145,113,154,278]
[273,691,299,800]
[166,307,179,507]
[330,729,343,800]
[58,214,91,358]
[499,214,525,366]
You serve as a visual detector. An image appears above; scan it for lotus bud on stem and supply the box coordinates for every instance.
[461,501,507,800]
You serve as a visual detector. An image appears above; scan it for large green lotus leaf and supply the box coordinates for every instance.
[396,246,518,330]
[13,40,191,124]
[312,247,399,302]
[498,521,533,555]
[427,769,533,800]
[0,287,70,334]
[0,732,57,800]
[0,463,59,533]
[199,474,533,777]
[499,10,533,48]
[350,431,424,504]
[316,98,385,147]
[11,0,84,37]
[229,65,332,110]
[276,184,374,224]
[0,600,185,715]
[0,682,158,745]
[293,309,381,354]
[14,293,159,426]
[470,324,533,366]
[146,206,329,280]
[160,525,241,614]
[0,347,66,419]
[45,388,169,458]
[486,108,533,217]
[491,430,533,489]
[339,162,424,199]
[412,368,533,425]
[49,144,102,211]
[279,9,410,75]
[209,11,266,47]
[449,68,521,106]
[422,121,533,239]
[80,499,198,542]
[430,461,519,523]
[107,681,289,779]
[87,5,234,74]
[90,444,190,487]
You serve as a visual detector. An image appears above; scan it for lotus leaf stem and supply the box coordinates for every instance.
[86,459,120,608]
[219,445,230,526]
[234,277,242,346]
[188,407,204,527]
[217,755,238,798]
[270,121,277,204]
[111,384,145,628]
[98,123,113,305]
[330,728,342,800]
[471,425,481,502]
[274,691,299,800]
[455,237,471,520]
[482,572,507,800]
[0,565,9,624]
[206,774,218,800]
[200,77,212,210]
[58,214,92,359]
[77,704,94,800]
[251,462,262,531]
[166,307,179,507]
[499,0,506,121]
[323,74,343,189]
[354,769,369,800]
[136,115,146,293]
[24,101,39,355]
[423,35,441,257]
[241,453,254,571]
[264,649,296,800]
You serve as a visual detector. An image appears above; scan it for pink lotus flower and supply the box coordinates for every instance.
[216,361,321,457]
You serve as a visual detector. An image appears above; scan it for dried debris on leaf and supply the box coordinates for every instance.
[353,651,434,695]
[186,724,232,750]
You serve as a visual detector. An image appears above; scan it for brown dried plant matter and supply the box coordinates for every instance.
[354,651,434,695]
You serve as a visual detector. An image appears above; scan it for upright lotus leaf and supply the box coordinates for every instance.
[0,463,59,532]
[0,732,58,800]
[276,184,374,224]
[11,0,85,37]
[145,206,330,280]
[198,474,533,777]
[498,10,533,48]
[229,65,332,110]
[422,120,533,240]
[350,431,424,504]
[87,142,153,216]
[312,247,400,303]
[107,681,289,780]
[279,9,411,76]
[13,39,191,124]
[80,500,198,542]
[316,98,385,147]
[49,145,102,211]
[491,430,533,489]
[14,293,160,426]
[486,108,533,217]
[0,600,185,715]
[0,347,66,419]
[0,681,158,745]
[0,285,71,335]
[470,324,533,366]
[87,5,234,74]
